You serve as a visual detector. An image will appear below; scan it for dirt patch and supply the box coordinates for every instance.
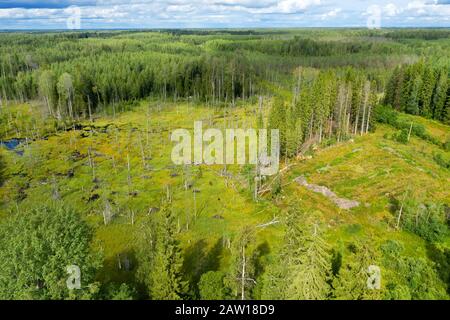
[294,176,360,210]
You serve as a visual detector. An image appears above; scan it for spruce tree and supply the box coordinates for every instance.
[443,87,450,124]
[285,225,332,300]
[419,66,435,118]
[268,97,287,154]
[432,69,448,121]
[332,243,383,300]
[138,199,187,300]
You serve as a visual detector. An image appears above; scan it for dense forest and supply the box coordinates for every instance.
[0,29,449,300]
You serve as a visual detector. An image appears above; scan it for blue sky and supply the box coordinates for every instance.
[0,0,449,29]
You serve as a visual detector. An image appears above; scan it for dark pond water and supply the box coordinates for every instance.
[0,139,24,155]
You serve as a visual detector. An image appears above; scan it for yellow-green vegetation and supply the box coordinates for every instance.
[0,99,448,300]
[0,28,449,300]
[0,101,281,290]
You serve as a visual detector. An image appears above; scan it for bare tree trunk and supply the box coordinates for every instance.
[361,81,370,135]
[365,105,371,134]
[396,203,404,229]
[87,95,92,122]
[407,122,413,141]
[88,147,95,181]
[241,246,246,300]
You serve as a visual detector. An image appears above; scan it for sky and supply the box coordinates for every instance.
[0,0,449,30]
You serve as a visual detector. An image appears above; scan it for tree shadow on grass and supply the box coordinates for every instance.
[183,238,224,297]
[0,154,6,187]
[426,242,450,294]
[101,249,142,296]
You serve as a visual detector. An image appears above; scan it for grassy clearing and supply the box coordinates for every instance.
[0,101,448,293]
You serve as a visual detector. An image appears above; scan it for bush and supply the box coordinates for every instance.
[444,138,450,151]
[102,283,137,300]
[375,105,443,148]
[394,129,409,144]
[198,271,229,300]
[399,199,448,242]
[374,105,398,126]
[381,240,448,300]
[433,153,450,170]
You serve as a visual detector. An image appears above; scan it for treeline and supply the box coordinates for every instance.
[209,36,402,57]
[384,60,450,123]
[385,29,450,40]
[1,30,449,124]
[4,52,260,119]
[266,67,379,157]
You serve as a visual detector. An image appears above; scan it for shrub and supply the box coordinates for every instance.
[399,199,448,242]
[374,105,398,126]
[433,153,450,169]
[394,129,409,144]
[444,138,450,151]
[198,271,229,300]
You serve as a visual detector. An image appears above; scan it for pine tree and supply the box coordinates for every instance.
[405,77,421,115]
[432,69,448,121]
[138,199,188,300]
[261,208,332,300]
[419,66,436,118]
[332,243,383,300]
[285,105,303,157]
[268,97,286,154]
[285,224,332,300]
[259,255,289,300]
[443,87,450,125]
[384,67,398,107]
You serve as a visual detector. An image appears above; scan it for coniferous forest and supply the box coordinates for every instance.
[0,28,449,301]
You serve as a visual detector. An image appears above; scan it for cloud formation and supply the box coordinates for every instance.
[0,0,449,29]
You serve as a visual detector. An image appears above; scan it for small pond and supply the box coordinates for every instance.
[0,139,25,156]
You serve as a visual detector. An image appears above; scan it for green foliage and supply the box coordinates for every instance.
[375,105,443,147]
[285,229,332,300]
[444,138,450,151]
[268,97,286,153]
[394,129,410,144]
[260,209,332,300]
[270,175,282,197]
[381,240,448,299]
[0,153,5,186]
[136,199,188,300]
[198,271,229,300]
[0,203,101,299]
[225,226,256,300]
[258,255,289,300]
[384,61,449,123]
[433,153,450,170]
[0,29,449,301]
[101,283,137,300]
[332,243,383,300]
[397,199,448,242]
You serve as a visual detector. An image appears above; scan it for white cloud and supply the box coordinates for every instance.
[384,3,401,16]
[320,7,341,20]
[0,0,449,29]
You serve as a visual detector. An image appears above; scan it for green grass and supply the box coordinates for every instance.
[0,100,448,294]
